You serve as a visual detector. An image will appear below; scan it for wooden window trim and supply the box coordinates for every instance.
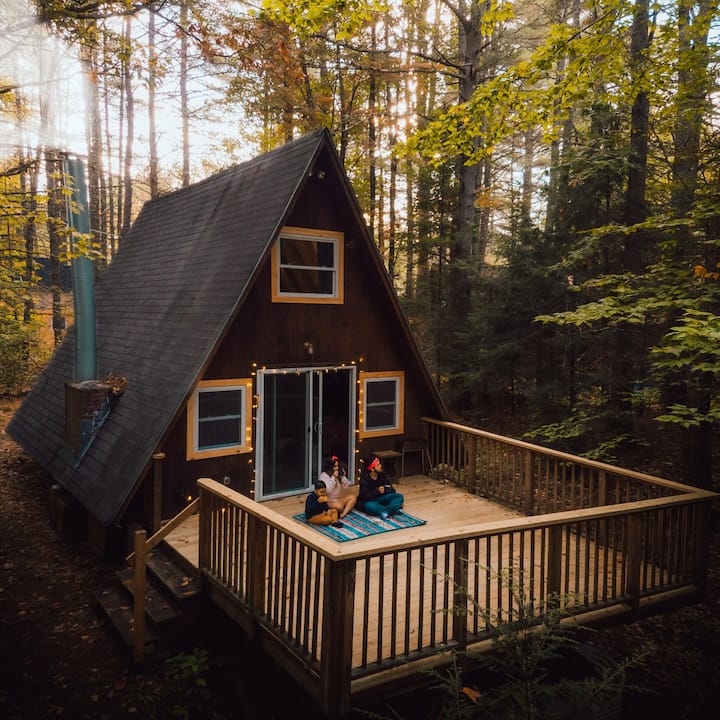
[186,378,253,460]
[271,226,344,304]
[358,371,405,439]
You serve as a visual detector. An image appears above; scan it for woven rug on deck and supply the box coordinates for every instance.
[292,509,426,542]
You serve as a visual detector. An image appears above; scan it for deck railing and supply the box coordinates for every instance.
[196,425,715,717]
[423,417,688,514]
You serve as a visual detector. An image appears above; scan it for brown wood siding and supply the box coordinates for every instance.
[155,156,441,517]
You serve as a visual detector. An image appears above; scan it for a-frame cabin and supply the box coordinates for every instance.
[8,129,447,553]
[8,132,717,717]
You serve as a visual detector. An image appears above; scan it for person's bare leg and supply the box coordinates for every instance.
[340,495,356,518]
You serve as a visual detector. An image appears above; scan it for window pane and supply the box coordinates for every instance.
[279,267,334,295]
[366,380,396,404]
[199,389,244,419]
[366,405,396,430]
[280,237,335,268]
[198,418,242,448]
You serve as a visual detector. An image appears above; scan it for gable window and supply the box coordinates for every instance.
[271,226,344,303]
[359,371,405,439]
[187,379,253,460]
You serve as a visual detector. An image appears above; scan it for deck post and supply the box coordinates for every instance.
[466,435,477,490]
[692,502,711,592]
[151,452,165,533]
[198,487,211,571]
[132,529,147,664]
[453,539,469,656]
[319,558,355,717]
[625,514,643,617]
[247,515,268,617]
[524,450,535,515]
[597,471,608,545]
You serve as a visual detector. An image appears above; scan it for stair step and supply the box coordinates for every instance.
[95,585,158,652]
[116,567,183,625]
[146,549,201,602]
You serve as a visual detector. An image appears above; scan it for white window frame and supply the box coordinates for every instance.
[359,371,405,439]
[186,378,253,460]
[271,226,344,304]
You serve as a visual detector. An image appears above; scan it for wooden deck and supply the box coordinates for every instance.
[140,418,716,716]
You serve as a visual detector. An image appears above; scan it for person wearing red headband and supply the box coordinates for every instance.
[356,456,404,519]
[319,456,356,519]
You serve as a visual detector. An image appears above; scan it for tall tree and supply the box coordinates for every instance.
[148,7,159,198]
[120,15,135,241]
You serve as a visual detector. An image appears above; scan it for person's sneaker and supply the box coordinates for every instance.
[380,512,389,520]
[332,521,344,528]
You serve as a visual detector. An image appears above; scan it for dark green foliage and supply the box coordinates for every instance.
[137,648,216,720]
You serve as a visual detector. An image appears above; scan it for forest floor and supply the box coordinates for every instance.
[1,395,719,719]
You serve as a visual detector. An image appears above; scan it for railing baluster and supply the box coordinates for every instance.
[625,514,643,616]
[377,554,385,664]
[404,549,412,655]
[390,552,399,660]
[361,557,370,667]
[417,548,426,651]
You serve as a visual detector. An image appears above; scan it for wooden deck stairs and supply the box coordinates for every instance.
[95,540,204,658]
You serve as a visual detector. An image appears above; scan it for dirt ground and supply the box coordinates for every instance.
[1,395,719,719]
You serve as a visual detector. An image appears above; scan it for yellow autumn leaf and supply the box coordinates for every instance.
[462,686,481,703]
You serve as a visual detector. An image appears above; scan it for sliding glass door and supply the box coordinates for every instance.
[256,367,355,499]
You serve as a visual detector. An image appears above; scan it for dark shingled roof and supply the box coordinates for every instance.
[8,130,327,525]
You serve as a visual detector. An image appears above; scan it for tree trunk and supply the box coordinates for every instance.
[368,25,377,242]
[521,128,536,228]
[446,1,485,410]
[82,45,106,269]
[180,1,190,187]
[120,16,135,242]
[623,0,650,273]
[148,9,159,199]
[103,32,117,259]
[46,151,65,347]
[21,148,39,325]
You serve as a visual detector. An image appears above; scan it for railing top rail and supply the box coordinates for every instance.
[422,416,700,495]
[197,478,716,563]
[126,496,200,564]
[197,478,344,559]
